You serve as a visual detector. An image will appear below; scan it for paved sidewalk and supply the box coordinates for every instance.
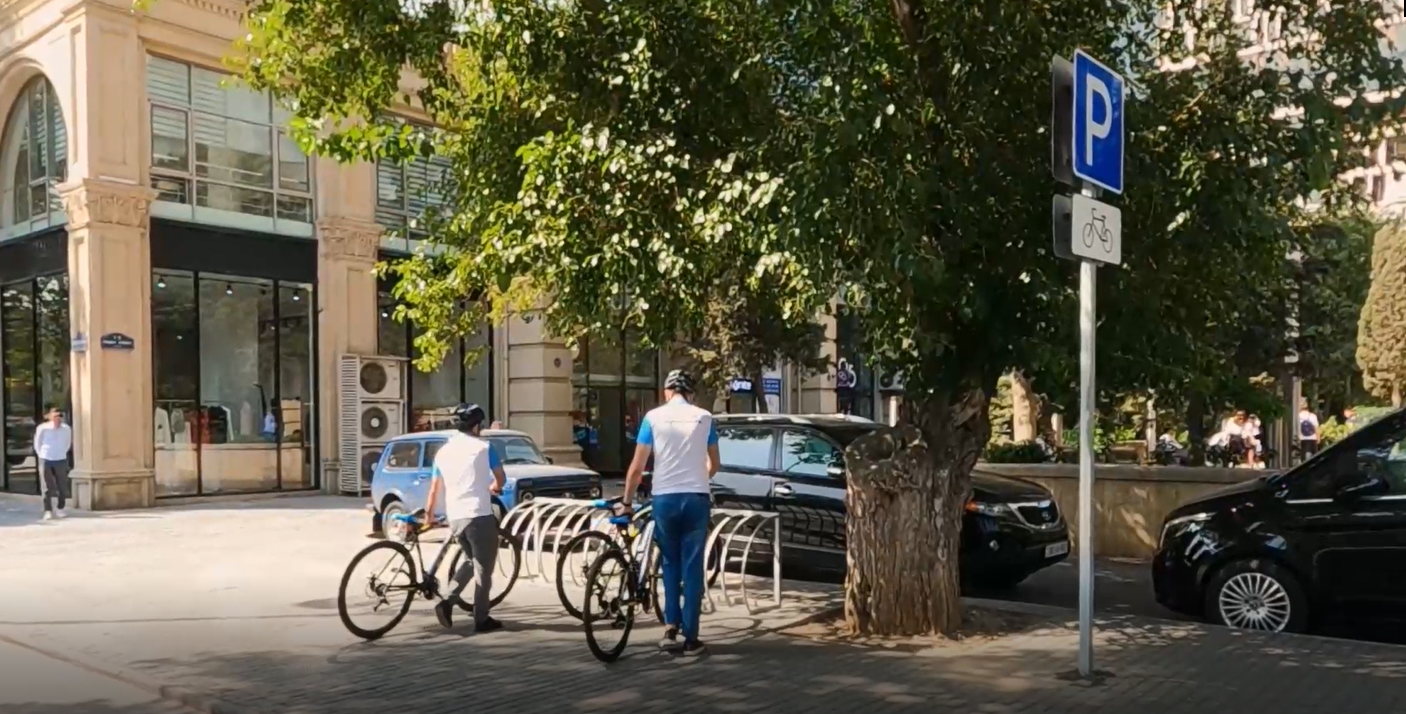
[0,636,197,714]
[3,494,1406,713]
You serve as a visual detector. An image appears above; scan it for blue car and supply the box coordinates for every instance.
[368,428,603,535]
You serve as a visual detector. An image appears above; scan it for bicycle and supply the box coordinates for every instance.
[579,497,665,662]
[556,501,664,622]
[337,510,523,640]
[1082,208,1113,249]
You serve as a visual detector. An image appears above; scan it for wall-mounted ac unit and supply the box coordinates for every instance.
[357,357,404,400]
[338,354,409,496]
[360,402,404,443]
[877,370,905,393]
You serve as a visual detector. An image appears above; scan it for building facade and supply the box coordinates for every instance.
[0,0,848,508]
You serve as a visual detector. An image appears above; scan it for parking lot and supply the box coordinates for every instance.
[4,493,1406,713]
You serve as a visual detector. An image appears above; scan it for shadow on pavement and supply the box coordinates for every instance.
[100,606,1406,714]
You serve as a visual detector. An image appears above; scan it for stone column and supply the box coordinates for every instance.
[61,178,159,510]
[315,217,381,490]
[799,311,839,414]
[504,310,582,466]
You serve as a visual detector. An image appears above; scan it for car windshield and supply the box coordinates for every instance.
[487,436,548,465]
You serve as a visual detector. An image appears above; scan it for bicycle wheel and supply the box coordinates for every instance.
[647,539,667,625]
[582,548,636,663]
[557,531,616,620]
[448,530,523,611]
[338,540,419,641]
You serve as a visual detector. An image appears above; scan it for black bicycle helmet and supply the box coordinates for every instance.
[663,369,694,394]
[452,403,487,431]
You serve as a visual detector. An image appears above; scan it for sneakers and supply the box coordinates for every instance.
[55,509,67,519]
[680,639,707,657]
[474,616,504,634]
[434,600,455,629]
[658,627,682,651]
[41,512,52,522]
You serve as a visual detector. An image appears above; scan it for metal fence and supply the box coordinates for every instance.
[499,497,785,614]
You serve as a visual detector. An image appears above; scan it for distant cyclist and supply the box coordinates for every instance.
[422,403,506,633]
[620,369,720,656]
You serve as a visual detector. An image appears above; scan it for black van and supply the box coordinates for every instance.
[1154,407,1406,633]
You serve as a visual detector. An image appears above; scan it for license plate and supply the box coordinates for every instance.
[1045,541,1070,558]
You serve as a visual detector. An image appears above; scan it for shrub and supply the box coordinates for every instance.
[985,440,1052,464]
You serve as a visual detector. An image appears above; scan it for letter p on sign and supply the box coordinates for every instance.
[1072,50,1124,195]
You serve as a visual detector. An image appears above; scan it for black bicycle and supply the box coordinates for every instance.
[556,502,665,622]
[337,510,522,640]
[579,497,667,662]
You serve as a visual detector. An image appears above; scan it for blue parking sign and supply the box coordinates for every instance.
[1072,50,1124,194]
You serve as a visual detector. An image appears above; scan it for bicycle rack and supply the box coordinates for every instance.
[499,498,786,615]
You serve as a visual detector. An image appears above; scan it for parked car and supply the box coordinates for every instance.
[710,414,1070,589]
[368,429,603,535]
[1154,406,1406,634]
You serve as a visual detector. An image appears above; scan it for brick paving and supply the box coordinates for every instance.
[3,493,1406,713]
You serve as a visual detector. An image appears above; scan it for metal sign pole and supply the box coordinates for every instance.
[1076,188,1098,676]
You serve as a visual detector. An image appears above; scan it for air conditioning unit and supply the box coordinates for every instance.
[360,402,404,443]
[357,357,405,400]
[338,354,409,496]
[877,370,905,393]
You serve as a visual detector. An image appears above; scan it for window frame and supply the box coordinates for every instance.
[385,440,424,470]
[715,425,779,472]
[374,126,453,253]
[779,427,843,480]
[422,438,447,467]
[145,54,315,237]
[1,77,68,241]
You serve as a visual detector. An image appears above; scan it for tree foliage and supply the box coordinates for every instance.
[233,0,1406,635]
[1358,219,1406,405]
[1294,212,1376,410]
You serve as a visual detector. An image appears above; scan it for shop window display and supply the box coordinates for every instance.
[152,270,315,496]
[572,333,658,476]
[376,286,492,431]
[1,275,69,495]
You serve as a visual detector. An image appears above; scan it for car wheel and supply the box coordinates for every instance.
[381,500,408,543]
[1204,558,1308,634]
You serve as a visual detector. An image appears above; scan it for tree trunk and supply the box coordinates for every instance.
[844,388,989,637]
[751,372,769,414]
[1009,371,1038,442]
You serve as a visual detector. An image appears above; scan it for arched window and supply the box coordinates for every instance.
[0,77,68,240]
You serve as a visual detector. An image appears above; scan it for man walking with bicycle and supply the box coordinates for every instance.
[422,403,507,633]
[620,370,720,656]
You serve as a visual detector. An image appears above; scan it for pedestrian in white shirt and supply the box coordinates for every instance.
[33,408,73,520]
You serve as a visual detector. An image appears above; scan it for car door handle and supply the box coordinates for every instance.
[774,483,795,498]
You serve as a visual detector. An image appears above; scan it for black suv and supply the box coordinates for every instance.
[1154,407,1406,633]
[710,414,1070,588]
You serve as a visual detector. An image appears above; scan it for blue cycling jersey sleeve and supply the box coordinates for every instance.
[706,417,718,446]
[636,416,654,447]
[431,464,442,479]
[488,446,502,470]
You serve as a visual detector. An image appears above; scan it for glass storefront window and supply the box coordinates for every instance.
[376,286,493,432]
[146,55,313,237]
[572,333,658,476]
[1,77,67,241]
[1,275,69,495]
[152,270,316,496]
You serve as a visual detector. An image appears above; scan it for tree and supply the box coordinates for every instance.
[234,0,1405,635]
[1294,212,1376,411]
[1358,220,1406,406]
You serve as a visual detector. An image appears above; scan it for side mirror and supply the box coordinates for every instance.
[826,464,845,479]
[1335,471,1388,501]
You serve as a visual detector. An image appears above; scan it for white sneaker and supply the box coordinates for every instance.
[55,509,67,519]
[41,512,53,521]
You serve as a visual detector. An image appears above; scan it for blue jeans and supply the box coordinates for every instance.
[652,492,711,641]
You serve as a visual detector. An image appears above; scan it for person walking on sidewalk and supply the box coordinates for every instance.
[34,408,72,521]
[422,403,506,633]
[620,370,720,656]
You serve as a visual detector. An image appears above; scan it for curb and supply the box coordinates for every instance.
[0,630,253,714]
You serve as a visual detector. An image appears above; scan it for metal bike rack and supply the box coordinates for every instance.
[499,498,786,615]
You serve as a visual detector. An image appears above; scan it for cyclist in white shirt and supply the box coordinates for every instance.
[620,370,720,656]
[422,403,506,633]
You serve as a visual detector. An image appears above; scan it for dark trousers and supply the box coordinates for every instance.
[41,460,70,512]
